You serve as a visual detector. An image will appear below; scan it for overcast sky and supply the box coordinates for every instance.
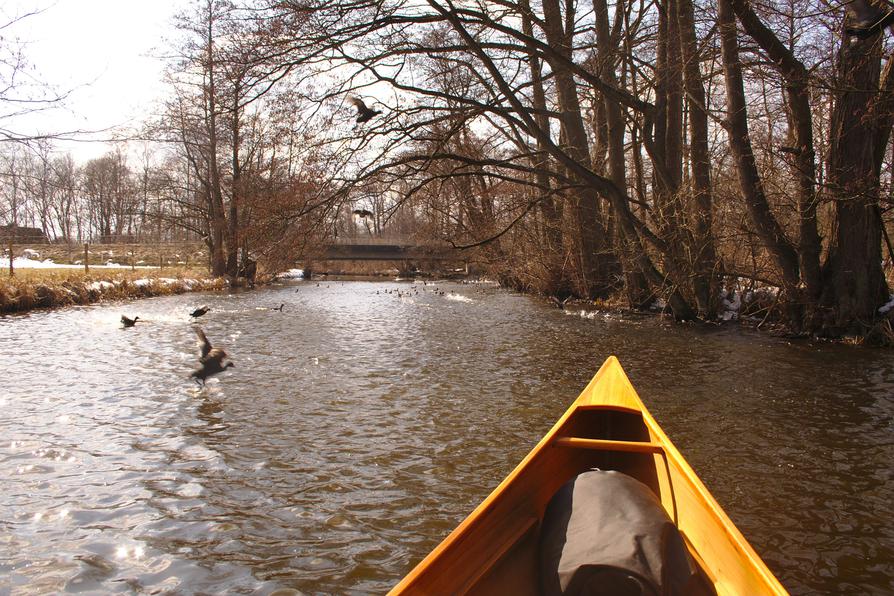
[4,0,185,161]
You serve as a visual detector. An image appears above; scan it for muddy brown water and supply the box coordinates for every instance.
[1,280,892,594]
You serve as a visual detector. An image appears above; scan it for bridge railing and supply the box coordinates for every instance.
[329,235,452,247]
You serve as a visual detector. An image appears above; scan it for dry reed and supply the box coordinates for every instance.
[0,268,226,314]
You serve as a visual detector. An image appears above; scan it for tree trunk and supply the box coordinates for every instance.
[205,12,227,277]
[823,32,889,333]
[227,88,242,278]
[677,0,719,318]
[592,0,651,306]
[520,0,568,295]
[541,0,613,298]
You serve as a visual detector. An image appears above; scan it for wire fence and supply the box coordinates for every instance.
[3,241,209,272]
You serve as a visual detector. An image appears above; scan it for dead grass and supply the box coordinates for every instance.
[0,267,226,314]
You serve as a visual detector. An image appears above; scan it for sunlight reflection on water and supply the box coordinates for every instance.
[0,280,892,594]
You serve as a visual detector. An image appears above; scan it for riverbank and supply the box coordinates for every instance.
[542,290,894,346]
[0,267,228,314]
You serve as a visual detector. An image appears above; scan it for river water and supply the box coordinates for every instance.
[1,280,892,595]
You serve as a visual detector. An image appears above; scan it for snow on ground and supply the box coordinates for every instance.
[0,257,158,270]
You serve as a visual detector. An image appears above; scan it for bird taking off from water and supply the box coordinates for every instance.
[348,96,382,123]
[191,327,234,386]
[121,315,140,328]
[190,306,210,318]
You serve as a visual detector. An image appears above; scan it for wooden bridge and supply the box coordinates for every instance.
[320,237,462,261]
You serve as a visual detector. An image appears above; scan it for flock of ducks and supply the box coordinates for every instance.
[376,280,453,298]
[120,278,478,388]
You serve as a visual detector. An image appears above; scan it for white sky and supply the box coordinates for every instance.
[3,0,186,161]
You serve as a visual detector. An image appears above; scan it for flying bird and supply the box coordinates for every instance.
[191,327,235,386]
[190,306,210,318]
[121,315,140,328]
[845,3,894,37]
[349,96,382,123]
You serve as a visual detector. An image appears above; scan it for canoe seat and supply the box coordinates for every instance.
[553,436,664,454]
[538,470,715,596]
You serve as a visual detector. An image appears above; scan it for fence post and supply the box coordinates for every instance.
[84,243,89,273]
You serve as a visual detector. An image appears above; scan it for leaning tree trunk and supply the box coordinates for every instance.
[730,0,822,325]
[718,0,802,320]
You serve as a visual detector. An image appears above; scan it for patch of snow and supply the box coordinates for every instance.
[277,268,304,279]
[650,298,667,311]
[86,281,114,291]
[720,290,741,321]
[562,309,602,320]
[879,295,894,314]
[0,257,62,269]
[21,249,41,259]
[0,257,158,270]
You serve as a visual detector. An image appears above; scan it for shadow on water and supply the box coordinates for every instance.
[1,279,892,594]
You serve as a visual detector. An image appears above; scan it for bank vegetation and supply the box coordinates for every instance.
[0,266,227,314]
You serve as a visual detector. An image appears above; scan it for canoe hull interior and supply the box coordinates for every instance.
[389,356,787,596]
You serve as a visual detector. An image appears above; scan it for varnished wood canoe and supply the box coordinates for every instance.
[390,356,787,595]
